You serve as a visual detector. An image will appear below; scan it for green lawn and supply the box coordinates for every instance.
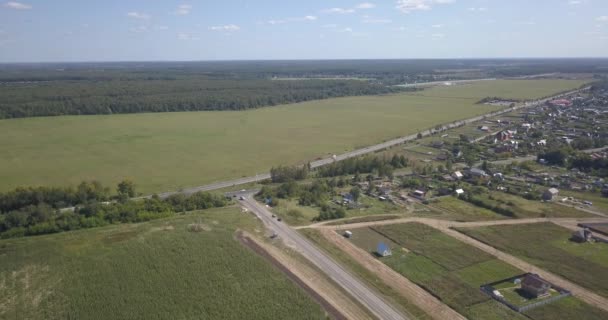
[0,79,587,194]
[432,196,507,221]
[458,222,608,298]
[348,222,608,320]
[475,191,592,218]
[0,207,329,320]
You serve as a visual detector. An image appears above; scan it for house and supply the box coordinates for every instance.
[410,190,426,200]
[549,99,573,107]
[452,171,464,180]
[442,174,454,182]
[521,274,551,298]
[571,229,593,243]
[376,242,392,257]
[542,188,559,201]
[496,131,512,142]
[455,189,465,196]
[479,125,490,132]
[469,168,488,177]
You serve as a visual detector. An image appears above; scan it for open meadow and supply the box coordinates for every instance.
[0,207,328,320]
[458,222,608,298]
[0,79,588,194]
[347,222,608,320]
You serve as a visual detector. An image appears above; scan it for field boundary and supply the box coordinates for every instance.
[236,231,349,320]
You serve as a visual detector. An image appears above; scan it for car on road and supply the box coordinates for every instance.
[277,218,282,222]
[272,214,276,218]
[239,196,245,200]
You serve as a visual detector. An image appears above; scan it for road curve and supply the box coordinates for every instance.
[240,196,410,320]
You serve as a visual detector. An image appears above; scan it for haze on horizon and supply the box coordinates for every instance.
[0,0,607,63]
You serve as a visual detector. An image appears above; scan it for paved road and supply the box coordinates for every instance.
[240,195,409,320]
[143,86,589,200]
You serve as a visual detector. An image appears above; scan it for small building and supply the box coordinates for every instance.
[549,99,573,107]
[344,230,353,238]
[452,171,464,180]
[571,229,593,243]
[470,168,488,177]
[479,125,490,132]
[376,242,392,257]
[410,190,426,200]
[521,274,551,298]
[542,188,559,201]
[496,131,512,142]
[455,189,465,196]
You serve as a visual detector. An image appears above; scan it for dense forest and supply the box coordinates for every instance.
[2,58,607,119]
[0,181,228,238]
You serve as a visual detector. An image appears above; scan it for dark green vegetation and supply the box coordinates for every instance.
[459,223,608,298]
[317,155,408,178]
[0,181,228,239]
[350,223,527,319]
[0,207,329,320]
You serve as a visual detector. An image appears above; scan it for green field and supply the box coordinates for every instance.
[0,79,587,194]
[0,207,329,319]
[474,191,592,218]
[459,222,608,298]
[349,223,526,319]
[348,222,608,320]
[432,197,507,221]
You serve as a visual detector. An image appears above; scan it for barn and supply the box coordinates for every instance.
[376,242,392,257]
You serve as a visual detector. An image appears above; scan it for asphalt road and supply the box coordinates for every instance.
[240,194,409,320]
[143,86,589,200]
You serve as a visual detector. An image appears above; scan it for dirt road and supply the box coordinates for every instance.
[318,229,467,320]
[311,217,608,312]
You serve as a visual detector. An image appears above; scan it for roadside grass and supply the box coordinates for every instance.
[0,79,587,194]
[432,196,507,221]
[0,207,329,320]
[458,222,608,298]
[298,228,433,320]
[271,199,320,226]
[475,191,592,218]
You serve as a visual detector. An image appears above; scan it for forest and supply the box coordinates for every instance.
[2,58,607,119]
[0,181,228,238]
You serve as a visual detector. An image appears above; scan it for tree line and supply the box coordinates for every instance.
[0,78,401,119]
[0,181,228,238]
[316,155,408,178]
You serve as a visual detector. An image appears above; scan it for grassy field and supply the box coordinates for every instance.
[0,207,329,320]
[349,223,526,319]
[474,191,592,218]
[458,222,608,298]
[0,79,588,194]
[431,196,507,221]
[348,222,608,320]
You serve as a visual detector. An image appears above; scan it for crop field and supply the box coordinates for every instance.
[347,222,608,320]
[348,223,527,319]
[0,79,588,194]
[0,207,328,320]
[458,222,608,298]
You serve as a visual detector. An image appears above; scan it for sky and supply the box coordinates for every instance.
[0,0,607,62]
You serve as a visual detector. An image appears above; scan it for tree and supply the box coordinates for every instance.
[350,187,361,202]
[464,152,476,167]
[446,159,453,171]
[117,180,136,200]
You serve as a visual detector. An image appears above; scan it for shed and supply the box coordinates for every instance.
[455,189,465,196]
[344,230,353,238]
[521,274,551,298]
[542,188,559,201]
[452,171,464,180]
[376,242,392,257]
[470,168,488,177]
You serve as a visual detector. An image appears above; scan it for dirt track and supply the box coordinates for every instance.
[313,217,608,313]
[318,228,467,320]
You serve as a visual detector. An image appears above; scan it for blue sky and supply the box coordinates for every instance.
[0,0,607,62]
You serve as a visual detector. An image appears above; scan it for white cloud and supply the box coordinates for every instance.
[322,24,338,28]
[174,4,192,15]
[356,3,376,9]
[395,0,455,14]
[177,32,199,40]
[431,33,445,38]
[363,17,392,24]
[209,24,240,32]
[4,1,31,10]
[568,0,582,4]
[265,15,316,25]
[467,7,487,12]
[323,7,355,14]
[431,24,443,28]
[338,27,353,33]
[597,16,608,22]
[127,12,151,20]
[157,26,169,30]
